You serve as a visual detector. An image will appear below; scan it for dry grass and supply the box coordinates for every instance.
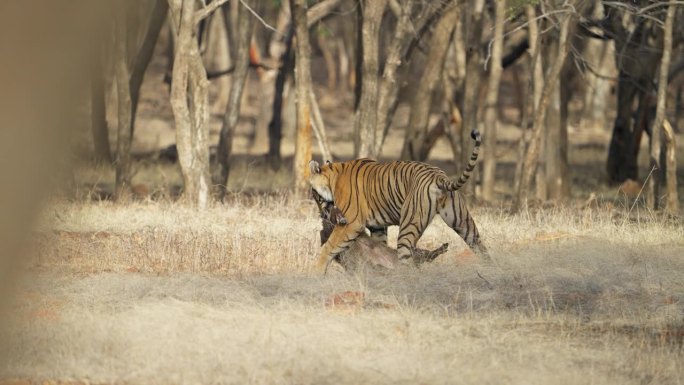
[1,196,683,384]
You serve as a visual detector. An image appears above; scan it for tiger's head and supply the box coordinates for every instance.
[309,160,335,203]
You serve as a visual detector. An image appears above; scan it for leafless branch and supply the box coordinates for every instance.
[194,0,230,25]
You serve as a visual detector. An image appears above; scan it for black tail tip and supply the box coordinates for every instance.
[470,128,480,141]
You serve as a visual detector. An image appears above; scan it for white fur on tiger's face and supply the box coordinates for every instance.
[309,160,334,203]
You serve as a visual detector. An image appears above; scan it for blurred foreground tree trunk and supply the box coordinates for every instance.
[215,0,256,198]
[646,0,675,210]
[481,0,505,201]
[291,0,314,193]
[168,0,211,207]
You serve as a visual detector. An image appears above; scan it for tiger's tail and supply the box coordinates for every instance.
[437,128,481,191]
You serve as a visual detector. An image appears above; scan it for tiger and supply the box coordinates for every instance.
[311,188,449,271]
[309,128,486,271]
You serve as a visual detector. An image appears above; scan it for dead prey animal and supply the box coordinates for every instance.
[312,189,447,273]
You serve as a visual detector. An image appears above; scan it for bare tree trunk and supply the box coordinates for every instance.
[310,89,333,161]
[517,10,574,208]
[207,7,232,115]
[168,0,211,208]
[401,7,457,161]
[318,32,337,91]
[481,0,504,201]
[253,0,289,154]
[443,75,464,171]
[353,0,387,158]
[114,8,133,199]
[374,2,455,157]
[215,0,255,197]
[90,49,112,163]
[130,0,168,137]
[372,4,410,157]
[268,26,294,171]
[514,4,543,197]
[461,0,485,198]
[647,0,675,210]
[662,119,679,212]
[291,0,314,193]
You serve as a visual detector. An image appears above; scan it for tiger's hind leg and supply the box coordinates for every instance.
[437,191,489,259]
[396,188,439,261]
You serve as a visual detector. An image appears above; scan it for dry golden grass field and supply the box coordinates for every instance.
[1,196,683,384]
[2,35,684,384]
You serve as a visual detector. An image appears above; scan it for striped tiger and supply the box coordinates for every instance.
[309,129,486,271]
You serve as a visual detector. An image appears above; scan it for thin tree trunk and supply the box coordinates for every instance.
[114,8,132,199]
[662,119,679,213]
[291,0,314,193]
[373,4,411,157]
[647,0,675,210]
[318,32,337,91]
[215,0,255,197]
[514,5,543,196]
[401,7,458,161]
[481,0,504,201]
[207,7,232,115]
[374,2,455,157]
[253,0,289,154]
[310,89,333,161]
[130,0,168,136]
[461,0,485,198]
[90,49,112,163]
[517,10,574,208]
[268,26,294,171]
[353,0,387,158]
[168,0,211,208]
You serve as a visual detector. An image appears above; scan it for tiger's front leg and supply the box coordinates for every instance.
[317,221,366,272]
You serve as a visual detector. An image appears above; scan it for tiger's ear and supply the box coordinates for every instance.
[309,160,321,174]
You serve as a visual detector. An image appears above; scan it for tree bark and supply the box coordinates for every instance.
[114,7,133,199]
[129,0,168,137]
[606,16,660,182]
[461,0,485,198]
[268,26,294,171]
[514,5,543,197]
[291,0,314,193]
[353,0,386,158]
[215,0,255,197]
[168,0,211,208]
[647,0,675,210]
[517,8,574,208]
[481,0,505,201]
[401,7,458,161]
[662,119,679,213]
